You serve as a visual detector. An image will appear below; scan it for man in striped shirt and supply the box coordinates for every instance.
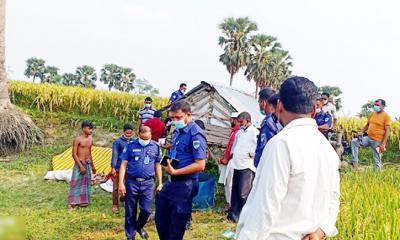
[137,97,157,130]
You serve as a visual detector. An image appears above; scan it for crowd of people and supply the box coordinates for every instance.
[65,77,392,240]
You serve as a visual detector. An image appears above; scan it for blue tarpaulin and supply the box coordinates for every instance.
[193,173,215,210]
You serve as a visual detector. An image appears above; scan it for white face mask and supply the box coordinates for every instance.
[316,108,322,114]
[323,99,328,105]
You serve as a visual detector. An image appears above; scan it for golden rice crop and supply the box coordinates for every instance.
[338,117,400,147]
[334,168,400,239]
[8,81,169,122]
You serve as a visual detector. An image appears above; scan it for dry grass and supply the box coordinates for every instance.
[0,107,43,156]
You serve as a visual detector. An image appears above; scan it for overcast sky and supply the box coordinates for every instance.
[6,0,399,117]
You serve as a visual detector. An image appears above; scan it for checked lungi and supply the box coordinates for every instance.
[67,160,92,206]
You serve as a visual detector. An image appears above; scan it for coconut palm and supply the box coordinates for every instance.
[0,0,43,156]
[24,57,45,83]
[76,65,97,88]
[218,17,257,86]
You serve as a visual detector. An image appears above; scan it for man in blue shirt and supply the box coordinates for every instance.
[155,101,207,240]
[118,126,163,240]
[168,83,187,104]
[315,97,333,139]
[254,88,283,168]
[110,123,135,213]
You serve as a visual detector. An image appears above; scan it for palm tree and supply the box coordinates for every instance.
[117,67,136,92]
[61,73,78,86]
[218,17,257,86]
[24,57,46,83]
[41,65,60,83]
[100,64,121,91]
[263,49,292,89]
[76,65,97,88]
[244,34,278,97]
[0,0,43,156]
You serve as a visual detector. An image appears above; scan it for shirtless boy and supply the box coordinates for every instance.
[67,120,96,210]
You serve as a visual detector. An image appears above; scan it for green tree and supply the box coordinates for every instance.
[24,57,45,83]
[61,73,78,86]
[359,100,374,118]
[134,78,159,96]
[319,85,343,110]
[264,49,292,89]
[0,0,43,156]
[218,17,258,86]
[76,65,97,88]
[116,67,136,92]
[41,66,60,84]
[100,64,121,91]
[245,34,292,96]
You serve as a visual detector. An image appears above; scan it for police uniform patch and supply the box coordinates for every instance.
[193,140,200,149]
[122,147,127,153]
[134,156,139,161]
[260,133,266,143]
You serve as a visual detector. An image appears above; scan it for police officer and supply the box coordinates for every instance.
[168,83,187,104]
[254,88,283,168]
[155,101,207,240]
[110,123,135,214]
[119,126,163,240]
[315,97,333,139]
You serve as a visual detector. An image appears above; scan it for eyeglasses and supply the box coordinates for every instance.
[321,98,328,100]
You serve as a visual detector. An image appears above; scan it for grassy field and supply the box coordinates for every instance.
[1,113,400,239]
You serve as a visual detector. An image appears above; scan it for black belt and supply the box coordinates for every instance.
[127,175,154,182]
[170,175,196,182]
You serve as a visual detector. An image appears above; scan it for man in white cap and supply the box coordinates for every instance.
[218,112,240,213]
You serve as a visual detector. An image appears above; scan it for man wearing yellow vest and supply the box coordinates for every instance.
[350,99,391,170]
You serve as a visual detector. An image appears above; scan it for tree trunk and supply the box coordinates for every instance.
[255,83,259,99]
[229,72,234,86]
[0,0,10,110]
[33,75,36,83]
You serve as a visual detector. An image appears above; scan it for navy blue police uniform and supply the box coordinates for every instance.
[155,121,207,240]
[169,90,184,103]
[120,139,162,240]
[315,111,333,139]
[254,113,283,167]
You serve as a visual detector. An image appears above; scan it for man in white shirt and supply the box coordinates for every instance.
[227,112,259,223]
[321,92,338,128]
[236,77,340,240]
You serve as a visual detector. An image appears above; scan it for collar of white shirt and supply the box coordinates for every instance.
[282,117,317,130]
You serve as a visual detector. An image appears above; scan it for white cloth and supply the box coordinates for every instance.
[44,170,73,182]
[230,125,259,172]
[236,118,340,240]
[322,102,338,119]
[218,163,228,184]
[100,178,114,193]
[224,161,234,204]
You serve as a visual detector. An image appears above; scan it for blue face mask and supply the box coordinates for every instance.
[260,109,266,116]
[373,105,381,112]
[240,125,247,130]
[173,120,187,129]
[138,138,151,146]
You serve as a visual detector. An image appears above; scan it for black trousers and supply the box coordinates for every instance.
[229,168,255,222]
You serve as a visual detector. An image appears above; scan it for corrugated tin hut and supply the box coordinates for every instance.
[163,81,263,147]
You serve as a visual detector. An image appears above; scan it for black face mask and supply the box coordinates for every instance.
[231,121,236,128]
